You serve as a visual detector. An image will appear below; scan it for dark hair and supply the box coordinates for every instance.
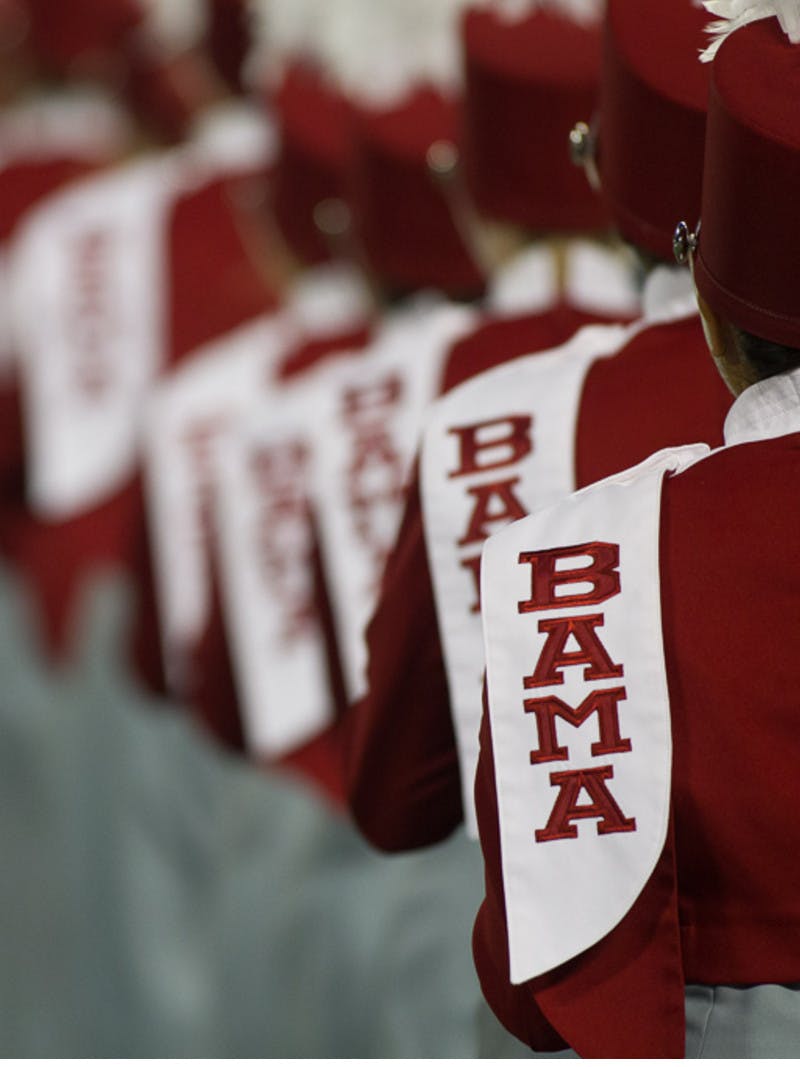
[733,327,800,382]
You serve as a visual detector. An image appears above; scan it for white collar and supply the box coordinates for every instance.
[640,264,697,323]
[487,240,639,318]
[486,245,556,315]
[724,365,800,446]
[563,240,640,318]
[287,261,372,339]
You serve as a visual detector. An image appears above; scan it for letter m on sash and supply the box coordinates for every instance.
[525,687,631,764]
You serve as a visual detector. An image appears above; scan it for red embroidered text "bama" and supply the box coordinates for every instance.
[517,542,636,842]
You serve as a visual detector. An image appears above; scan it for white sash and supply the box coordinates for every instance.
[0,93,128,385]
[209,263,372,755]
[212,364,353,757]
[145,263,371,695]
[143,314,293,691]
[9,155,180,518]
[312,298,475,701]
[0,251,11,380]
[481,443,709,983]
[420,322,633,836]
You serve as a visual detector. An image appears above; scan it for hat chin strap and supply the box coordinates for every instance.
[699,0,800,62]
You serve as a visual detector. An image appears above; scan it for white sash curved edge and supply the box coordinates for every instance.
[480,442,710,983]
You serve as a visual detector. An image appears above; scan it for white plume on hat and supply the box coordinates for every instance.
[248,0,470,105]
[699,0,800,60]
[247,0,605,99]
[247,0,335,87]
[250,0,605,99]
[467,0,604,27]
[319,0,470,108]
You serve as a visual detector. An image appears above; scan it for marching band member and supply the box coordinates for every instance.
[174,45,375,798]
[475,0,800,1056]
[5,0,277,667]
[343,0,729,863]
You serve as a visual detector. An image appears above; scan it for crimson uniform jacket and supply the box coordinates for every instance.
[343,305,733,852]
[472,367,800,1058]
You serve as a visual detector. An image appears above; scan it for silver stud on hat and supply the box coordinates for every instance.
[569,121,593,167]
[314,197,351,239]
[569,120,600,190]
[426,139,460,181]
[673,220,699,265]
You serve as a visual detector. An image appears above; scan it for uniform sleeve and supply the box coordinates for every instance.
[341,463,464,852]
[0,478,144,664]
[472,693,569,1053]
[187,553,247,750]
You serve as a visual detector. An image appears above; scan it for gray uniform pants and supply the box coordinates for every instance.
[477,981,800,1057]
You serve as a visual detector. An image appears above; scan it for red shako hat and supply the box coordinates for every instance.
[22,0,143,76]
[462,4,609,234]
[20,0,221,143]
[597,0,711,260]
[349,86,484,298]
[692,14,800,348]
[270,61,352,266]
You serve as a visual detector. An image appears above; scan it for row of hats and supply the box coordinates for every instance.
[273,0,800,354]
[268,0,702,297]
[0,0,252,140]
[4,0,795,354]
[691,3,800,349]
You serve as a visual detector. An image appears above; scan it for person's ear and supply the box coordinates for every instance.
[695,290,756,396]
[695,290,727,360]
